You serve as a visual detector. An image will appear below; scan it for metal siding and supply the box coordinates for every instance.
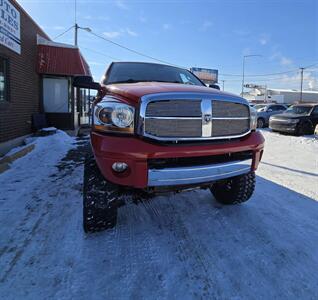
[37,45,91,76]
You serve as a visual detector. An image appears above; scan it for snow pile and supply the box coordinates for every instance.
[259,130,318,199]
[3,130,74,172]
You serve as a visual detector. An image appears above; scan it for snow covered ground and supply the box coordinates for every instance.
[0,130,317,299]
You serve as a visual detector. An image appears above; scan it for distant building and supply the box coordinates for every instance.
[244,86,318,104]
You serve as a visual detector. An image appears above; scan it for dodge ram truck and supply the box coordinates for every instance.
[74,62,265,233]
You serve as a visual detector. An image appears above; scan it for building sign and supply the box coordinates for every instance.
[244,84,266,89]
[190,67,218,84]
[0,0,21,54]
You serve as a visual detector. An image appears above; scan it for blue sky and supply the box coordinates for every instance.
[19,0,317,94]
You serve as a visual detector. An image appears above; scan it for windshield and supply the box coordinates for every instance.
[254,104,267,111]
[285,105,313,115]
[104,62,204,86]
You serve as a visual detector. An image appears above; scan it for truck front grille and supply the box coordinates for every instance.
[148,151,253,169]
[146,100,201,117]
[145,118,202,137]
[212,119,250,137]
[212,100,250,118]
[140,94,251,141]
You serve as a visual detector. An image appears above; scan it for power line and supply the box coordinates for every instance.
[87,30,183,68]
[219,75,317,83]
[90,29,318,77]
[221,65,318,82]
[53,25,75,40]
[81,46,122,61]
[220,63,318,77]
[77,25,318,79]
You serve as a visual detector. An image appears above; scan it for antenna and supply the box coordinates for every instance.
[74,0,78,46]
[74,0,77,25]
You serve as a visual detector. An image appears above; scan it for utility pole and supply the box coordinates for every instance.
[73,1,91,46]
[264,85,267,102]
[241,54,262,97]
[300,67,305,103]
[241,57,245,96]
[221,80,225,91]
[74,23,78,46]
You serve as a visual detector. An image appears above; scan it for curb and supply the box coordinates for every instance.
[0,144,35,174]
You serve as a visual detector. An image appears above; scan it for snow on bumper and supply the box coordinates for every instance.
[91,131,264,189]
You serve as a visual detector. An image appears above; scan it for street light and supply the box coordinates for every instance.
[74,24,92,46]
[241,54,262,97]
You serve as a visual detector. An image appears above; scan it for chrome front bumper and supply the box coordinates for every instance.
[148,159,252,187]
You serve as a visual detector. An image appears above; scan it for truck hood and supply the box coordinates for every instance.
[105,82,239,104]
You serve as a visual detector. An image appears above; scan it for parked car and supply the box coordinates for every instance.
[74,62,265,233]
[254,103,287,128]
[269,103,318,135]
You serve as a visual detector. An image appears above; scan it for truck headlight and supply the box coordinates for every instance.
[94,97,134,134]
[111,105,134,128]
[250,107,257,130]
[288,119,299,124]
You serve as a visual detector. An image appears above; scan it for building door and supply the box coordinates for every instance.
[42,77,75,130]
[43,77,70,113]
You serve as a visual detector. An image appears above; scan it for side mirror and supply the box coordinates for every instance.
[73,76,101,90]
[208,84,220,90]
[267,108,273,112]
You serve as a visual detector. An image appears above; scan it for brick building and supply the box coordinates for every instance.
[0,0,91,155]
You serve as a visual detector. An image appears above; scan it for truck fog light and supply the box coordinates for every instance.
[112,162,128,172]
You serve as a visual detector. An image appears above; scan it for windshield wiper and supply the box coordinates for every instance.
[108,79,141,84]
[108,79,183,84]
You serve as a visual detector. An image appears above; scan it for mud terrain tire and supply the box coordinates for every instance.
[210,171,255,205]
[83,154,119,233]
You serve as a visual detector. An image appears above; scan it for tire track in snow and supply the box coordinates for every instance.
[156,192,221,299]
[0,203,50,283]
[108,201,168,299]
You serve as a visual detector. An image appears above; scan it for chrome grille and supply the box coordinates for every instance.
[140,93,251,141]
[212,119,250,137]
[146,100,201,117]
[145,118,202,137]
[212,101,250,118]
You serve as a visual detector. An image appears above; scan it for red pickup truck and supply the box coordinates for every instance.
[74,62,264,233]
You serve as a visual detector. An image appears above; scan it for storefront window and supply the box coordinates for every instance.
[0,58,8,102]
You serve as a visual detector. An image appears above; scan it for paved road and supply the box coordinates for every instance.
[0,131,317,299]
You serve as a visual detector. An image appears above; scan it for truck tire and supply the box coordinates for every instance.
[83,154,118,233]
[210,171,255,205]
